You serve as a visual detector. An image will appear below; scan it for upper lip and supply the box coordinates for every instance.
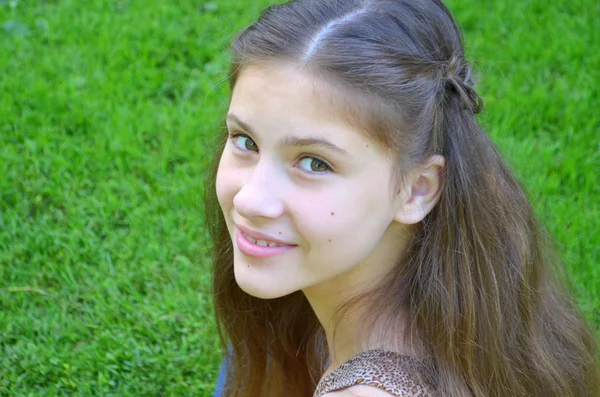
[236,224,296,246]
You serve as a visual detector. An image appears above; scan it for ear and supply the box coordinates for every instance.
[393,155,445,225]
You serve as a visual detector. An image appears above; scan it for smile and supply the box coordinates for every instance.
[235,227,296,258]
[242,232,289,247]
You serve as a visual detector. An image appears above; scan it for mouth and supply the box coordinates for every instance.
[235,227,297,258]
[240,230,292,247]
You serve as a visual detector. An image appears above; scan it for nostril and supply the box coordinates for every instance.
[233,190,284,220]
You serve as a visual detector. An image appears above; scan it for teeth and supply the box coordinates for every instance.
[243,232,284,247]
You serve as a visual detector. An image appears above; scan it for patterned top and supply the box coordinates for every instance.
[313,349,437,397]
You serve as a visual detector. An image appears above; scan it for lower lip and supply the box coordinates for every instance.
[235,227,296,258]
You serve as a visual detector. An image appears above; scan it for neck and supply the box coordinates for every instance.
[305,281,413,376]
[302,226,414,375]
[304,283,364,370]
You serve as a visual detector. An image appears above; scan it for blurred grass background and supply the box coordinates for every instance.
[0,0,598,395]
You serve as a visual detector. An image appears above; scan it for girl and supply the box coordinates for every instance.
[204,0,600,396]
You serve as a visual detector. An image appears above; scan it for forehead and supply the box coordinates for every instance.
[228,64,371,148]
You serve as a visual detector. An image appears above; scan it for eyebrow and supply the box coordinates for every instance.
[226,113,351,157]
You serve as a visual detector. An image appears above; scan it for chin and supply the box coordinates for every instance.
[238,285,288,299]
[232,257,302,299]
[235,277,297,300]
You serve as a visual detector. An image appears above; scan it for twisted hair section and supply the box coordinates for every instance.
[205,0,600,396]
[440,55,483,114]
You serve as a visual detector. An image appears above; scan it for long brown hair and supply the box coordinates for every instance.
[204,0,600,396]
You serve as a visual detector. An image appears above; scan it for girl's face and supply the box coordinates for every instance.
[216,64,409,299]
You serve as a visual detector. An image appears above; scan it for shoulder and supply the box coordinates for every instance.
[322,385,397,397]
[314,349,437,397]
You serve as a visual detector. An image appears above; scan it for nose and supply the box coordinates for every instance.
[233,161,285,220]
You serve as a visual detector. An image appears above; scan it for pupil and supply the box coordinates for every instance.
[312,160,325,171]
[245,139,256,150]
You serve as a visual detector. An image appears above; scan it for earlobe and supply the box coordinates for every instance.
[393,155,445,225]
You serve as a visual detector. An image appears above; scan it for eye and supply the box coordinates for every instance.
[229,133,258,152]
[297,157,331,173]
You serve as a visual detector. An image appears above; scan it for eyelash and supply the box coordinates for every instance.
[227,132,333,175]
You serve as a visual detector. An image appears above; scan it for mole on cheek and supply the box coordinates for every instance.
[330,212,335,216]
[328,239,332,242]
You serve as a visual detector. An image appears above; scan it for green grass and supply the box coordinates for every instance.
[1,0,598,395]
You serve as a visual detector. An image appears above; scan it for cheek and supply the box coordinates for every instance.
[293,179,394,259]
[215,155,237,212]
[294,189,380,239]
